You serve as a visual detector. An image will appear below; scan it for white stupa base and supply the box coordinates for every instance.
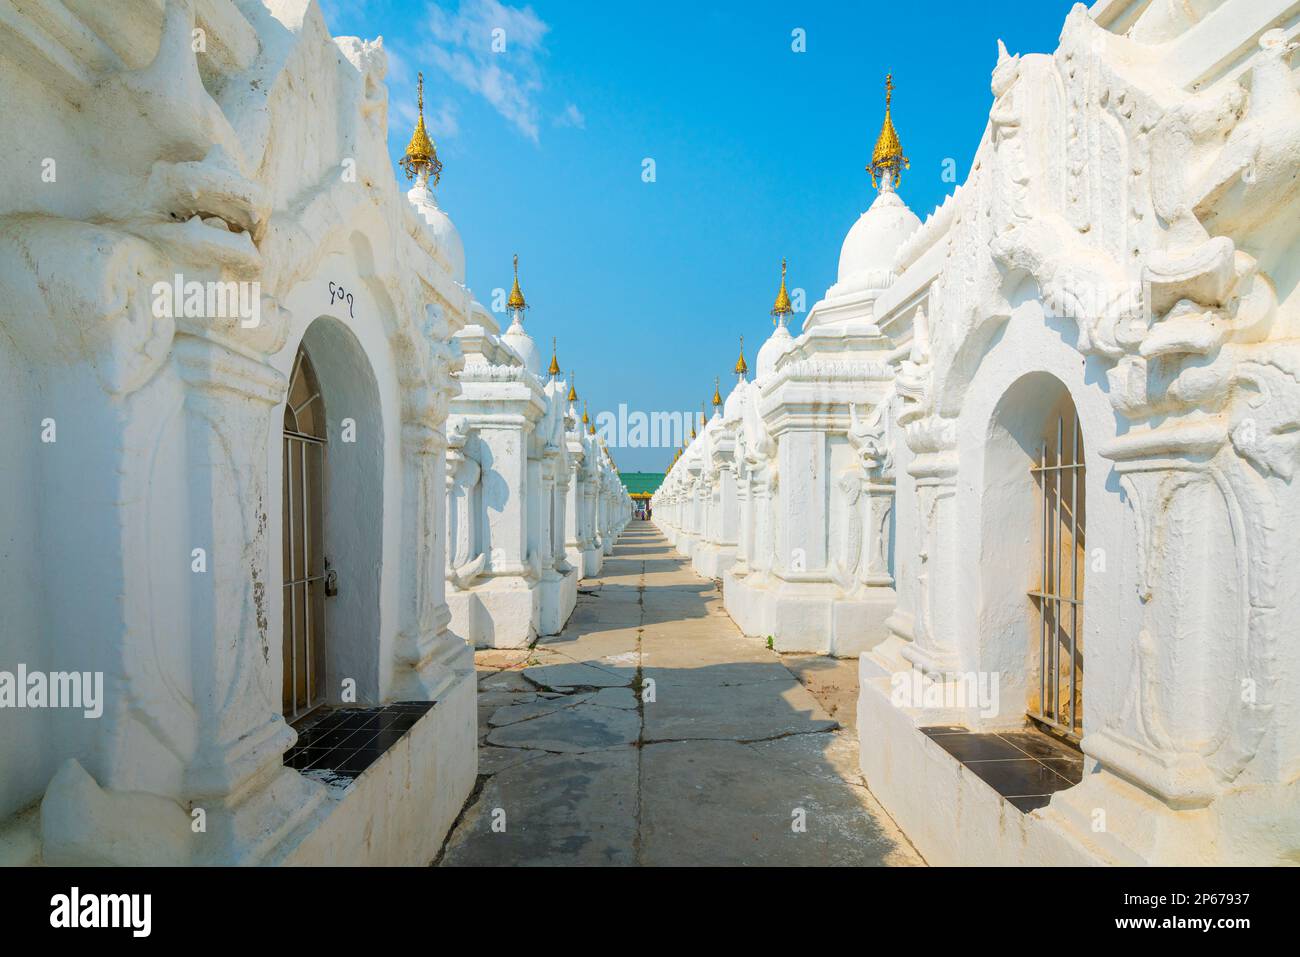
[691,542,736,581]
[539,567,580,636]
[447,576,540,649]
[723,573,892,657]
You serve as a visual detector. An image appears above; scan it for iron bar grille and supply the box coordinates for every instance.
[282,345,328,723]
[1028,411,1084,742]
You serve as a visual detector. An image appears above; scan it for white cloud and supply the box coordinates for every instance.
[388,43,461,142]
[416,0,553,142]
[428,100,461,140]
[384,43,413,87]
[556,103,585,129]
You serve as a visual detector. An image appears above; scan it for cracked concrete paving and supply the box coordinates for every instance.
[436,524,924,867]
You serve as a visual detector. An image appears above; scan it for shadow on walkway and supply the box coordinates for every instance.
[437,523,923,867]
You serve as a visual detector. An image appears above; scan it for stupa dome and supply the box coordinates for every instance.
[756,323,794,382]
[833,190,920,295]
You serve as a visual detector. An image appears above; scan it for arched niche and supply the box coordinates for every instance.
[280,315,385,720]
[978,371,1086,741]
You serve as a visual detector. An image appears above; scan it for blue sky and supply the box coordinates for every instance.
[319,0,1079,472]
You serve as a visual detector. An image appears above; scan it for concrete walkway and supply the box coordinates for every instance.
[436,524,923,866]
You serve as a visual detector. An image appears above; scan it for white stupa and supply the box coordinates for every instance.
[500,253,544,375]
[815,73,921,320]
[401,72,465,283]
[755,258,797,381]
[723,336,749,420]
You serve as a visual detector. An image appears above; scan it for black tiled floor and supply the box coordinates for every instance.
[368,727,411,752]
[285,746,335,770]
[929,732,1027,762]
[995,730,1081,763]
[298,725,366,750]
[919,725,967,737]
[1038,757,1085,785]
[965,757,1072,797]
[920,724,1082,813]
[284,701,434,783]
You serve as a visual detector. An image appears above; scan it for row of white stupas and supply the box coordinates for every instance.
[0,1,625,866]
[655,73,928,660]
[654,0,1300,866]
[447,254,631,650]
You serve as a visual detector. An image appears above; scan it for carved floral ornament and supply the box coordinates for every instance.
[908,14,1300,485]
[0,0,472,414]
[456,362,536,383]
[847,401,895,479]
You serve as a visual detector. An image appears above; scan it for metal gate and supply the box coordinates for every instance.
[282,346,327,721]
[1028,406,1084,741]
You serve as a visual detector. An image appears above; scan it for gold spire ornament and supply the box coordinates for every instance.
[548,337,561,377]
[734,335,748,377]
[712,377,722,408]
[869,73,909,191]
[567,374,577,403]
[772,258,793,325]
[582,401,590,425]
[507,254,528,312]
[400,72,443,186]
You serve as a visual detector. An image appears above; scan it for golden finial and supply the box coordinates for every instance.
[734,334,748,377]
[712,377,722,408]
[772,258,793,324]
[588,418,596,436]
[581,400,590,425]
[567,374,577,403]
[869,73,909,191]
[507,253,527,312]
[548,336,561,377]
[401,72,443,186]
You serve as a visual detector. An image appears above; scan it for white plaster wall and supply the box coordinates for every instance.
[889,396,916,624]
[0,349,45,820]
[825,435,854,576]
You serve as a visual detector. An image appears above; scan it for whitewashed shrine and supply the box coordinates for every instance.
[658,0,1300,866]
[1,0,499,866]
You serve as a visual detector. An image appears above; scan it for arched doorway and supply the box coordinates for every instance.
[980,372,1086,743]
[282,344,327,720]
[278,316,385,721]
[1028,393,1084,741]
